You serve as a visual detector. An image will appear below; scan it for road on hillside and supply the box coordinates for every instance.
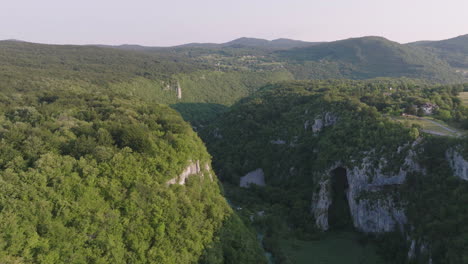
[421,117,462,137]
[389,114,463,137]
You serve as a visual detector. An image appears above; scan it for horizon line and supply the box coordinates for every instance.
[1,33,467,48]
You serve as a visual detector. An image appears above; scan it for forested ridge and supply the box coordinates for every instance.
[0,91,265,263]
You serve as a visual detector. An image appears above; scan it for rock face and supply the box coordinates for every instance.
[324,112,338,126]
[348,193,406,233]
[311,144,421,233]
[311,179,332,230]
[212,128,223,139]
[167,160,212,185]
[270,139,286,145]
[407,238,432,263]
[312,119,324,133]
[446,148,468,181]
[308,112,338,133]
[240,168,266,188]
[176,81,182,99]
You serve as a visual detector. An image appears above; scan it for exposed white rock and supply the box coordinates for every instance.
[407,238,432,261]
[446,148,468,181]
[176,81,182,99]
[270,139,286,145]
[240,168,265,188]
[408,240,416,259]
[204,163,213,181]
[346,153,415,233]
[310,112,338,133]
[167,160,212,185]
[311,179,332,230]
[312,119,324,133]
[289,136,299,147]
[213,128,223,139]
[348,194,406,233]
[324,112,338,126]
[311,142,422,233]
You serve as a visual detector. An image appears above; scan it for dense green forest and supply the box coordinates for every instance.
[0,91,265,263]
[1,35,467,111]
[410,34,468,69]
[200,80,468,263]
[128,35,468,83]
[276,37,463,81]
[0,40,293,106]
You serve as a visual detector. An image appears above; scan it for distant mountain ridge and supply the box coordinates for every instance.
[219,37,320,49]
[409,34,468,68]
[3,34,467,51]
[82,37,320,51]
[275,36,463,81]
[1,34,467,86]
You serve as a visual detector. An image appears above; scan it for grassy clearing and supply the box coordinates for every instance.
[459,92,468,106]
[280,232,385,264]
[393,115,463,137]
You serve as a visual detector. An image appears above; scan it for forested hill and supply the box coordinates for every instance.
[277,36,462,81]
[409,34,468,69]
[102,35,467,82]
[0,90,266,263]
[180,37,319,49]
[0,40,204,80]
[100,37,319,50]
[0,40,293,106]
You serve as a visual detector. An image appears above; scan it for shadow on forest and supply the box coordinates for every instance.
[198,213,268,264]
[170,102,229,125]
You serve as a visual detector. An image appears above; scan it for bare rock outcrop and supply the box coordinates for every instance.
[240,168,265,188]
[270,139,286,145]
[311,179,332,230]
[176,81,182,99]
[312,119,324,133]
[446,148,468,181]
[306,112,338,133]
[167,160,212,185]
[311,142,422,233]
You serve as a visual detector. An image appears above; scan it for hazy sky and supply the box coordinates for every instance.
[1,0,467,46]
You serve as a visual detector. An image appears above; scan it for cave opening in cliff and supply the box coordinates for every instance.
[328,167,353,230]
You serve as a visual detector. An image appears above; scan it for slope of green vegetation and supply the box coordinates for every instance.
[0,41,293,107]
[459,91,468,106]
[1,36,466,123]
[203,79,468,183]
[200,80,468,263]
[0,40,203,85]
[410,34,468,68]
[0,91,265,264]
[278,37,463,82]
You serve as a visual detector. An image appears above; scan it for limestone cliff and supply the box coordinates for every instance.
[176,81,182,99]
[240,168,266,188]
[311,142,421,233]
[446,148,468,181]
[311,179,331,230]
[167,160,212,185]
[305,112,338,133]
